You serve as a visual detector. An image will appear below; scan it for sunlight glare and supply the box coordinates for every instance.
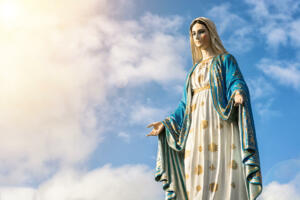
[0,1,21,28]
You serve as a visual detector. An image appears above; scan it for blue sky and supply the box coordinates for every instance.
[0,0,299,199]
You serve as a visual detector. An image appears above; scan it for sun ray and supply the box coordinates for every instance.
[0,0,21,29]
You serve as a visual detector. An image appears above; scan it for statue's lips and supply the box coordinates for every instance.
[194,40,202,46]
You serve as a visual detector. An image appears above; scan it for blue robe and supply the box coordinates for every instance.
[155,53,262,200]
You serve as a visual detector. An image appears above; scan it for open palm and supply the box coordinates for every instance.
[146,121,164,136]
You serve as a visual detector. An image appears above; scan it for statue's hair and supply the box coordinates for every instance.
[189,17,227,65]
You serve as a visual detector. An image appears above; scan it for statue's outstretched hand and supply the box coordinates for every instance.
[234,91,244,106]
[146,121,164,136]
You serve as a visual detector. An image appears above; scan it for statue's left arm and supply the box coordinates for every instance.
[222,54,263,200]
[223,54,250,103]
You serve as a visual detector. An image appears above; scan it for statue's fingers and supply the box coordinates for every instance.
[146,123,153,128]
[238,99,243,105]
[234,100,238,106]
[146,130,156,136]
[146,132,153,136]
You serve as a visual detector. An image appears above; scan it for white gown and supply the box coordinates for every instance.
[184,57,248,200]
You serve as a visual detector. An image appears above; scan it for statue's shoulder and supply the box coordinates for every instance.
[219,52,235,62]
[218,53,238,67]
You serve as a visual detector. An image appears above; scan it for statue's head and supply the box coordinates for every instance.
[190,20,211,49]
[189,17,227,65]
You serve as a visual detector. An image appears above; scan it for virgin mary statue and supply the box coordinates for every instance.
[147,17,262,200]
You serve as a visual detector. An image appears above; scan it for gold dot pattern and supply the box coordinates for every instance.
[201,120,208,129]
[209,164,216,171]
[195,165,203,175]
[208,143,218,152]
[229,160,238,170]
[196,185,202,192]
[209,183,219,192]
[201,101,205,106]
[186,174,189,179]
[217,123,223,129]
[198,145,203,152]
[231,144,236,149]
[231,182,236,188]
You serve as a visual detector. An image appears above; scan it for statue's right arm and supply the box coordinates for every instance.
[146,70,190,136]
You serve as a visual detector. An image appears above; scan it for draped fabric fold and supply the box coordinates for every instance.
[155,53,262,200]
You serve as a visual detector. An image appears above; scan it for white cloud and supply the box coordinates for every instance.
[0,0,109,184]
[255,98,281,118]
[129,104,168,125]
[245,0,300,49]
[261,25,287,48]
[247,76,279,118]
[207,1,300,51]
[264,159,300,184]
[247,76,275,100]
[289,19,300,47]
[260,180,300,200]
[259,159,300,200]
[0,188,36,200]
[245,0,299,20]
[0,165,164,200]
[105,13,188,88]
[257,58,300,89]
[0,0,189,185]
[244,0,270,19]
[207,4,244,35]
[207,3,254,53]
[118,131,131,143]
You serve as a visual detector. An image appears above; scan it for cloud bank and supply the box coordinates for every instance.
[0,165,164,200]
[0,0,188,185]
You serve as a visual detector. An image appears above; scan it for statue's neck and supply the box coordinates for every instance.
[201,46,216,60]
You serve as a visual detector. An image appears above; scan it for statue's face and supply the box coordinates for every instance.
[191,23,211,49]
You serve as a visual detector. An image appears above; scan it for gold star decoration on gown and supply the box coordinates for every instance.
[209,164,216,171]
[217,123,223,129]
[196,185,202,192]
[208,143,218,152]
[201,101,205,106]
[185,150,191,158]
[185,174,189,179]
[231,144,236,149]
[257,170,262,178]
[201,120,208,129]
[198,145,203,152]
[191,104,197,112]
[231,182,236,188]
[195,165,203,175]
[209,183,219,192]
[229,160,238,169]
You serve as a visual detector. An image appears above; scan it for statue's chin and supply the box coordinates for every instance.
[195,43,205,49]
